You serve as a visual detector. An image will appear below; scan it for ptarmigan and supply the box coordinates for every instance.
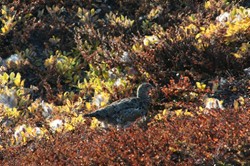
[84,83,153,127]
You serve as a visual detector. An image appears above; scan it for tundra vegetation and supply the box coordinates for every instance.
[0,0,249,165]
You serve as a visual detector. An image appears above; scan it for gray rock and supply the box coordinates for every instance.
[84,83,153,126]
[244,67,250,77]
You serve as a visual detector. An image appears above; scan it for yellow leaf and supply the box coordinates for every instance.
[231,86,237,92]
[232,53,242,58]
[14,72,21,86]
[64,123,74,131]
[240,42,250,52]
[204,1,211,9]
[9,72,15,80]
[20,80,25,87]
[26,126,35,136]
[143,38,149,46]
[64,106,71,113]
[77,7,82,15]
[196,82,206,90]
[90,8,95,16]
[7,107,20,118]
[184,110,194,117]
[66,99,72,107]
[199,106,203,111]
[22,135,27,143]
[144,35,159,46]
[238,96,245,105]
[233,100,239,110]
[154,113,163,120]
[0,72,9,85]
[71,114,85,125]
[90,117,100,129]
[175,109,183,116]
[1,26,8,34]
[27,106,34,113]
[132,43,143,52]
[44,56,55,67]
[121,15,125,21]
[1,8,7,15]
[200,27,206,31]
[169,147,177,152]
[86,102,92,111]
[85,11,89,17]
[195,33,201,39]
[162,109,168,115]
[116,17,120,22]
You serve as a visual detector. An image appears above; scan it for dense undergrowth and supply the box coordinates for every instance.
[0,0,249,165]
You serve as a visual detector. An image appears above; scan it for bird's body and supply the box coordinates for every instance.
[84,83,153,126]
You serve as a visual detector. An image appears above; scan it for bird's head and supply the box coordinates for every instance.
[137,83,153,100]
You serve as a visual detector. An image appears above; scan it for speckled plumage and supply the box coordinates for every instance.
[84,83,153,126]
